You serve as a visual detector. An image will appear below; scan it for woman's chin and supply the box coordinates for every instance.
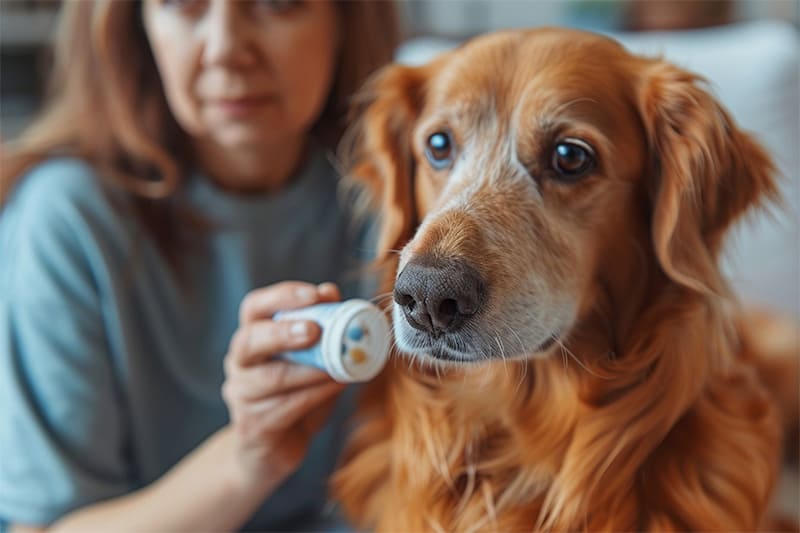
[208,126,292,151]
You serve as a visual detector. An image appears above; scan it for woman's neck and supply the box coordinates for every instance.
[193,134,309,193]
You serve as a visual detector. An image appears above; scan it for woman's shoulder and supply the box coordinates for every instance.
[10,157,112,212]
[1,157,134,286]
[4,156,136,232]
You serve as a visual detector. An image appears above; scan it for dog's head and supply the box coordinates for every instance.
[346,28,776,365]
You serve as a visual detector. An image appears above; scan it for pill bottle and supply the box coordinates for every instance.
[275,299,391,383]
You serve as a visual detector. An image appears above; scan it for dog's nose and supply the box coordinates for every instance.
[393,257,486,336]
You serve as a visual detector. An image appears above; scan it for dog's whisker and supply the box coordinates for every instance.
[369,291,394,306]
[517,361,529,396]
[559,343,570,375]
[555,338,612,380]
[488,325,526,395]
[505,326,527,357]
[501,325,532,390]
[490,328,510,380]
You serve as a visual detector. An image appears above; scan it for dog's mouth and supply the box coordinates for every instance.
[428,343,473,363]
[395,316,563,365]
[431,336,559,363]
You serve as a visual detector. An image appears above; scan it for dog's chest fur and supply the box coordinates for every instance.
[333,313,781,531]
[335,359,586,532]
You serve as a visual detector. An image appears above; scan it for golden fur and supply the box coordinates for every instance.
[334,28,791,531]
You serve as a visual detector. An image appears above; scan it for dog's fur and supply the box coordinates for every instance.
[333,28,792,531]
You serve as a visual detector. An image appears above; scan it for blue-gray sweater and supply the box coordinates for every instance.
[0,151,371,530]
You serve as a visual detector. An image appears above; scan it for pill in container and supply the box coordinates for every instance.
[275,299,391,383]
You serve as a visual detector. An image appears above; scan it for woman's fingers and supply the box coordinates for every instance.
[228,279,345,367]
[222,359,331,402]
[239,281,340,323]
[227,319,321,368]
[316,282,341,303]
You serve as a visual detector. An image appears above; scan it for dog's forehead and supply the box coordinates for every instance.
[427,29,635,115]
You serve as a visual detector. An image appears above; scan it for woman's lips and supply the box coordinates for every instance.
[211,94,275,117]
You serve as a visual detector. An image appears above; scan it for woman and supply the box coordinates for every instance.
[0,0,399,531]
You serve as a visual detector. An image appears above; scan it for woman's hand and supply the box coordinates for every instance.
[221,281,346,495]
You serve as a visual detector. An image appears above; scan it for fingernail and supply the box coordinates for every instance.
[295,286,316,301]
[318,282,335,294]
[290,321,311,338]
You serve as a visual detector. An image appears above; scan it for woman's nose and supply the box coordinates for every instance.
[201,0,258,68]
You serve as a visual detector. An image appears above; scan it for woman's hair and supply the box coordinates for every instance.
[1,0,402,257]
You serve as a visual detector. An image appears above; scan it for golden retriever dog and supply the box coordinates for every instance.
[333,28,795,531]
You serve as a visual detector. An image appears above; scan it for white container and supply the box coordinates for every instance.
[275,299,391,383]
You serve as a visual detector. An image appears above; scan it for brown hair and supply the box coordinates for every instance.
[0,0,402,258]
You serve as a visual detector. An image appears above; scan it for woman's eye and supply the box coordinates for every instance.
[425,132,454,170]
[551,139,595,180]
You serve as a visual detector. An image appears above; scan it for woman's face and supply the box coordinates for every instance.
[142,0,340,149]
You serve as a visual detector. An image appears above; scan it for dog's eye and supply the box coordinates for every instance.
[425,132,454,170]
[552,139,595,179]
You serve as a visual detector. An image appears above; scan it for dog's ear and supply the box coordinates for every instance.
[638,61,778,294]
[341,63,428,261]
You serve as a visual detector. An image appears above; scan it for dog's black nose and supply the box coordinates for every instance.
[393,256,486,336]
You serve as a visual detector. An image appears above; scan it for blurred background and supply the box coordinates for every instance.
[1,0,797,137]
